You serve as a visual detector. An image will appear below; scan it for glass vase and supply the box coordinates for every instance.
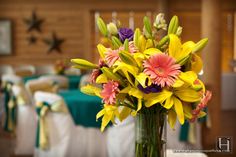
[135,106,166,157]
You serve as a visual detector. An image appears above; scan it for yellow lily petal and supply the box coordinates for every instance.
[120,86,132,94]
[182,104,193,119]
[131,99,142,116]
[145,90,172,107]
[181,41,195,60]
[81,84,101,97]
[96,73,108,84]
[136,73,151,88]
[169,34,195,63]
[173,97,184,124]
[96,109,105,120]
[175,87,201,102]
[168,34,182,61]
[138,35,146,53]
[163,96,174,109]
[133,53,145,67]
[100,105,119,132]
[143,48,162,57]
[145,39,154,49]
[113,62,138,86]
[101,112,112,132]
[178,71,197,85]
[129,88,143,99]
[119,106,132,121]
[168,109,177,129]
[191,54,203,74]
[97,44,107,59]
[172,79,184,88]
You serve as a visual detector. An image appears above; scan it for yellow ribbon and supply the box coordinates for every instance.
[36,100,68,150]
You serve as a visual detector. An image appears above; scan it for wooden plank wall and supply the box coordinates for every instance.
[0,0,235,72]
[0,1,90,66]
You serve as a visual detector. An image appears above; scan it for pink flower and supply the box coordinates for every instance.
[100,81,120,105]
[143,53,181,87]
[190,90,212,122]
[128,41,138,53]
[90,69,101,83]
[105,49,120,67]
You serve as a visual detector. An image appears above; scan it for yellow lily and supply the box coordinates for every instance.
[168,34,195,65]
[96,104,120,132]
[144,71,202,128]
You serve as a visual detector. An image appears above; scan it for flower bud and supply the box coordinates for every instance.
[71,59,98,69]
[97,17,108,37]
[107,22,118,35]
[168,15,179,34]
[192,38,208,53]
[154,13,167,30]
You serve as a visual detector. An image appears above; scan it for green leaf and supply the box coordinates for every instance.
[97,17,108,36]
[168,15,179,34]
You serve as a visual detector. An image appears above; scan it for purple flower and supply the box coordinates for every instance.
[118,28,134,42]
[138,84,162,94]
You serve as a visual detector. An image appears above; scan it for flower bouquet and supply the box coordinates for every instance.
[54,60,69,75]
[71,13,212,157]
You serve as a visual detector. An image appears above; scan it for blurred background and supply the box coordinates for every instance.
[0,0,235,157]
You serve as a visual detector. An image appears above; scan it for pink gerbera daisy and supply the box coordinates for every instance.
[105,49,120,67]
[143,53,181,87]
[100,80,120,105]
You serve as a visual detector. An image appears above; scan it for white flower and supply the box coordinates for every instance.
[153,13,167,30]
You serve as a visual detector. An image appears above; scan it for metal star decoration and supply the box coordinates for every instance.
[43,32,64,53]
[24,11,44,32]
[27,35,37,45]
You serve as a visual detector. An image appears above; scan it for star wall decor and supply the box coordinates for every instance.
[27,35,37,45]
[43,32,65,53]
[24,11,44,33]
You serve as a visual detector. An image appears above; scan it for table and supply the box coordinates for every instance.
[23,75,82,90]
[59,90,103,128]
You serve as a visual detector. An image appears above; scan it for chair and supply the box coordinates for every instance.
[35,65,55,75]
[12,85,37,155]
[14,65,36,77]
[0,65,14,76]
[64,67,81,76]
[39,75,69,90]
[1,74,23,85]
[34,91,73,157]
[79,74,91,87]
[34,91,107,157]
[25,79,58,96]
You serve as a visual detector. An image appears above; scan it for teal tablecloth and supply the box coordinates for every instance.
[59,90,103,128]
[23,75,82,90]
